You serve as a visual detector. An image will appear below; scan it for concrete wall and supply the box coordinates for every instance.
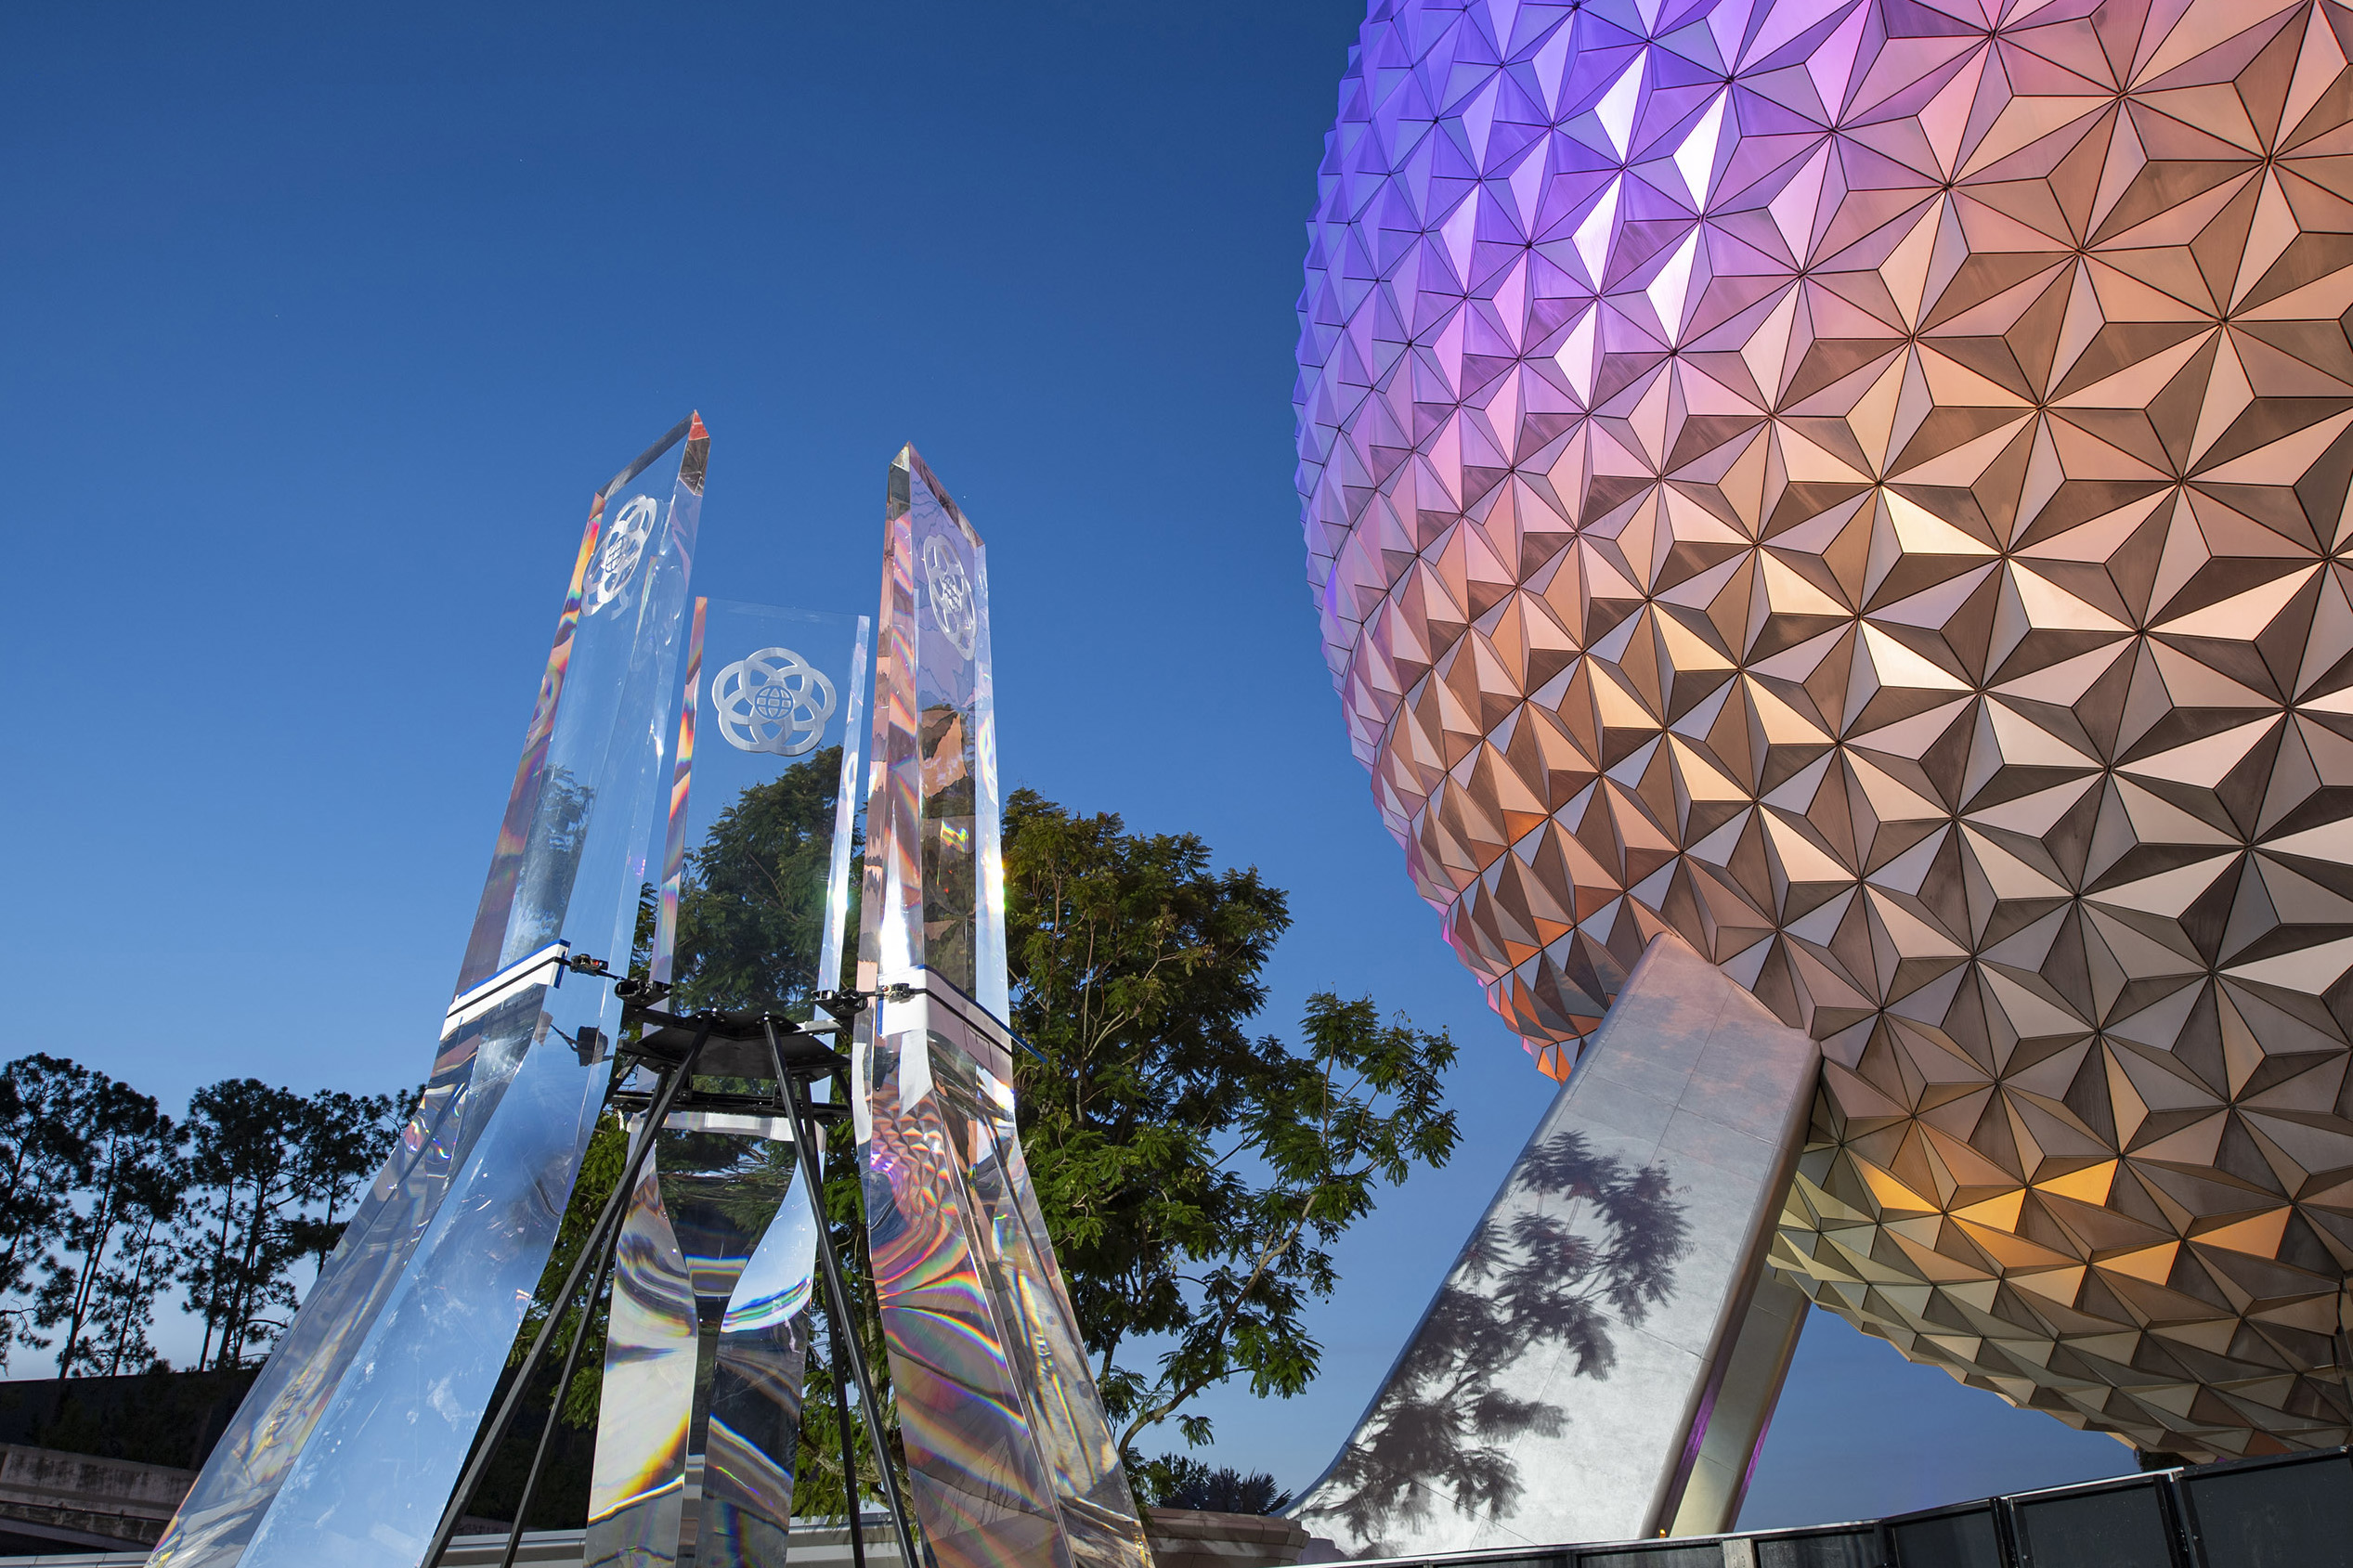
[0,1442,195,1550]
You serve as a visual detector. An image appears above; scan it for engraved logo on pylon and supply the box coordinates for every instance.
[712,647,836,757]
[588,494,660,614]
[921,534,978,660]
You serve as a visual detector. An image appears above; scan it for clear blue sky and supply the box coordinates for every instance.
[1,0,2136,1530]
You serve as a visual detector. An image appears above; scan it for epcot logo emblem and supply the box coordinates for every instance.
[921,534,977,660]
[587,494,659,614]
[711,646,836,758]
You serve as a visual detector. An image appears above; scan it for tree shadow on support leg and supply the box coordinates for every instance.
[1303,1130,1690,1550]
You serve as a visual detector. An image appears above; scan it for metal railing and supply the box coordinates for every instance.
[1332,1445,2353,1568]
[7,1448,2346,1566]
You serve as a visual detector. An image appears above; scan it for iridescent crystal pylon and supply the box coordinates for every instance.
[588,595,871,1568]
[704,1165,824,1568]
[585,1114,808,1568]
[852,448,1150,1568]
[150,418,709,1568]
[1298,0,2353,1460]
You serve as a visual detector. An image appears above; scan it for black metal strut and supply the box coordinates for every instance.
[764,1015,924,1568]
[424,1013,711,1567]
[426,969,922,1568]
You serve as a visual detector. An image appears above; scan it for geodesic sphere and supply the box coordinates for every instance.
[1297,0,2353,1458]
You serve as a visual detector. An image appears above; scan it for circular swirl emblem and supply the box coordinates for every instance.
[921,534,978,660]
[587,494,659,614]
[711,646,837,757]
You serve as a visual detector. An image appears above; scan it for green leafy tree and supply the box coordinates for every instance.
[1134,1455,1294,1515]
[84,1191,178,1378]
[0,1060,402,1382]
[1002,790,1460,1460]
[672,745,846,1011]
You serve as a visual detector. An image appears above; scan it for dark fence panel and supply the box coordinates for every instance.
[1887,1506,2002,1568]
[2179,1451,2353,1568]
[1330,1444,2353,1568]
[1755,1530,1878,1568]
[2008,1479,2180,1568]
[1579,1547,1725,1568]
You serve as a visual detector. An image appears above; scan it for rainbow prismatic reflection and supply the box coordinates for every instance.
[153,417,709,1567]
[852,448,1149,1568]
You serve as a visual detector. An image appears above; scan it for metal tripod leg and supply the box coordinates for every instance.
[762,1019,923,1568]
[827,1059,875,1568]
[426,1023,710,1565]
[832,1311,870,1568]
[495,1222,619,1568]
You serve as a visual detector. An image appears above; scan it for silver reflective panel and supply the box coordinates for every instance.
[240,1025,617,1567]
[705,1137,820,1568]
[1291,935,1821,1555]
[152,419,709,1568]
[588,1112,810,1568]
[150,951,560,1566]
[858,978,1147,1568]
[588,1136,696,1568]
[851,447,1146,1568]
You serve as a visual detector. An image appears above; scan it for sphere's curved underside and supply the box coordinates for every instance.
[1298,0,2353,1456]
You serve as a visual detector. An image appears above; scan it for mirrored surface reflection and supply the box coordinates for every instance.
[704,1149,819,1568]
[852,448,1145,1568]
[862,448,1006,1020]
[589,1110,808,1568]
[235,434,701,1568]
[240,990,616,1568]
[860,979,1149,1568]
[150,951,556,1566]
[154,420,708,1568]
[588,1132,695,1568]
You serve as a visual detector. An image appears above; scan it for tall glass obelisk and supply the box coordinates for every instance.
[150,417,710,1568]
[852,447,1150,1568]
[586,597,871,1568]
